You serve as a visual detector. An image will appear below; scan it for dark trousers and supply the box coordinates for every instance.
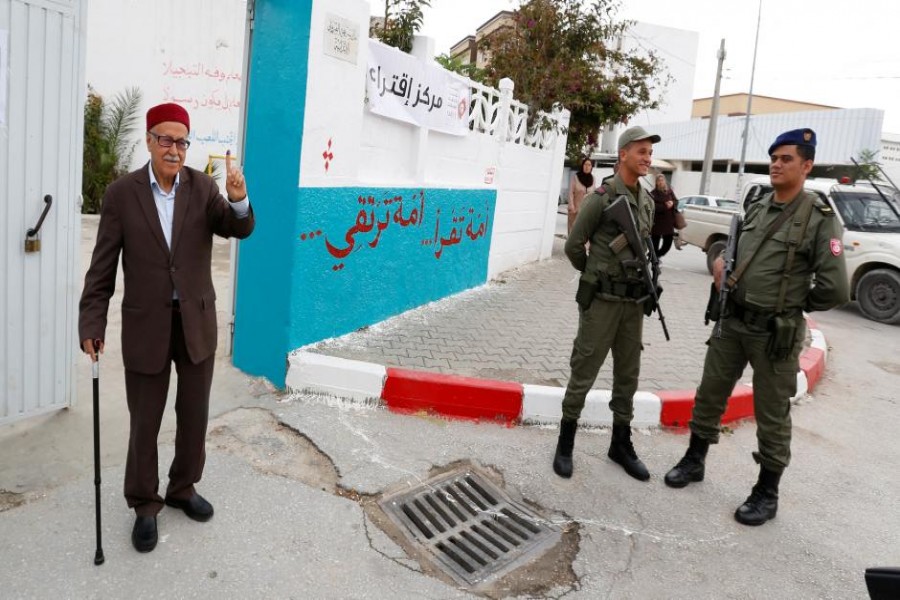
[124,308,215,516]
[689,316,805,474]
[652,234,674,257]
[562,299,644,425]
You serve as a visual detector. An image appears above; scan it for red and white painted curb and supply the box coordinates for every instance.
[286,318,828,429]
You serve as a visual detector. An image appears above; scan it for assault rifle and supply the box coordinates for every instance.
[705,212,743,338]
[606,196,670,341]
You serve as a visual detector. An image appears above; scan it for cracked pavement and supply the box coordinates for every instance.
[1,215,898,598]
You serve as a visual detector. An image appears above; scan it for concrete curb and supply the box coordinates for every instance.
[287,318,829,429]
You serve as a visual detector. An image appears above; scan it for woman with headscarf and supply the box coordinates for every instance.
[567,158,596,234]
[650,173,678,257]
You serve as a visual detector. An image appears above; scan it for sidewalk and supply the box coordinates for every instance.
[0,215,865,600]
[296,228,827,427]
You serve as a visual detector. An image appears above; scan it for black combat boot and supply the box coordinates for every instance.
[664,433,710,488]
[553,418,578,478]
[608,423,650,481]
[734,466,782,526]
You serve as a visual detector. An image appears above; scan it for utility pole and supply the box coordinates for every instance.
[700,39,726,196]
[735,0,762,200]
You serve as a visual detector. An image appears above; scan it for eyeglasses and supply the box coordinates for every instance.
[148,131,191,150]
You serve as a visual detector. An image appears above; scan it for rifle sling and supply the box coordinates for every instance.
[775,195,815,312]
[726,196,808,289]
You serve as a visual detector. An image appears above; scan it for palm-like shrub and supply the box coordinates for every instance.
[82,86,143,214]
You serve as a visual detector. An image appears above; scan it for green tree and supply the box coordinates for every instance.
[854,148,883,182]
[82,86,143,214]
[481,0,669,161]
[435,53,487,81]
[372,0,431,53]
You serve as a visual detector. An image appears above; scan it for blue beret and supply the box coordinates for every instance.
[768,128,816,156]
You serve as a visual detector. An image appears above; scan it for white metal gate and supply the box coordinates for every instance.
[0,0,86,425]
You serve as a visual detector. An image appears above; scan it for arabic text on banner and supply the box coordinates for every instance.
[366,40,470,137]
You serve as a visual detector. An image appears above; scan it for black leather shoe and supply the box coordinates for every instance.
[608,424,650,481]
[165,493,214,522]
[132,515,158,553]
[664,454,705,488]
[664,434,710,488]
[734,485,778,526]
[734,467,781,526]
[552,418,578,478]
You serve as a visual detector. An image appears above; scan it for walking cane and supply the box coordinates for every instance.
[91,340,105,565]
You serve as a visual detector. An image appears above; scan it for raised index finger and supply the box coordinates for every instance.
[225,149,233,174]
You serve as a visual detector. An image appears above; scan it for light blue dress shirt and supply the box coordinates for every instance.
[148,164,250,299]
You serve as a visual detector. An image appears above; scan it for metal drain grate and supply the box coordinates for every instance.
[379,467,560,587]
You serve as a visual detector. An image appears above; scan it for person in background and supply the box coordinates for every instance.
[650,174,677,257]
[79,102,255,553]
[568,157,596,235]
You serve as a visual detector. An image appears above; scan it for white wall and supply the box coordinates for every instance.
[298,2,569,278]
[85,0,247,172]
[624,21,699,127]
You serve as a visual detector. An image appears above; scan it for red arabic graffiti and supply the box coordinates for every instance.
[162,60,242,82]
[298,191,490,271]
[162,86,241,112]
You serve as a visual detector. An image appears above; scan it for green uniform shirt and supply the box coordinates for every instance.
[565,173,654,299]
[735,190,850,312]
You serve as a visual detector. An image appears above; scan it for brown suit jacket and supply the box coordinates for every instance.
[79,164,255,374]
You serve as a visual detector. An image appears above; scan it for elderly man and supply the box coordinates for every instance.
[664,128,848,525]
[79,103,255,552]
[552,126,661,482]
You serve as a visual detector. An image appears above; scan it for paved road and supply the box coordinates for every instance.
[1,214,898,598]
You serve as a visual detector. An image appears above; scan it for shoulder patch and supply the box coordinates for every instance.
[813,197,834,216]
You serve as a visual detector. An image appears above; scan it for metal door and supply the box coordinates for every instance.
[0,0,86,425]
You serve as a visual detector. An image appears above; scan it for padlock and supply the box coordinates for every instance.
[25,236,41,253]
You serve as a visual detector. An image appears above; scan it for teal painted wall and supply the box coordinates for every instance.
[288,187,495,351]
[233,0,313,386]
[234,1,498,388]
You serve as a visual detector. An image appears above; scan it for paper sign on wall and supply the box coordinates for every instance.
[366,40,471,137]
[0,30,8,126]
[324,14,358,64]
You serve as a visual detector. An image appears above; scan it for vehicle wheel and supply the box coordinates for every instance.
[706,240,727,275]
[857,269,900,324]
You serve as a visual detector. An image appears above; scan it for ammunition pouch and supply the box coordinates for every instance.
[576,273,598,310]
[704,282,721,324]
[643,284,663,317]
[766,315,799,361]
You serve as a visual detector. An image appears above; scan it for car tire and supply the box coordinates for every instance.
[706,240,727,275]
[857,268,900,324]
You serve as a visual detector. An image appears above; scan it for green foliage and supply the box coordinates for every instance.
[372,0,431,53]
[204,157,222,183]
[854,148,883,182]
[81,86,143,214]
[481,0,670,161]
[435,53,487,81]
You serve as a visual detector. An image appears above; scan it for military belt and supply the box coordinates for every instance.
[727,300,775,331]
[597,275,647,300]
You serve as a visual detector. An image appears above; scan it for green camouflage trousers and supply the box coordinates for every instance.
[561,298,644,425]
[690,314,807,473]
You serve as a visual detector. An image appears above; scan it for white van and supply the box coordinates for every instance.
[742,177,900,324]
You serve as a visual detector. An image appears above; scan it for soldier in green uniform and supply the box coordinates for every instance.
[664,128,850,525]
[553,126,661,481]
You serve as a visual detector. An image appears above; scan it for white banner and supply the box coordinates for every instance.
[366,40,470,136]
[0,30,8,126]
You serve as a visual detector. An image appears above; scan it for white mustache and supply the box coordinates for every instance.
[163,157,180,163]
